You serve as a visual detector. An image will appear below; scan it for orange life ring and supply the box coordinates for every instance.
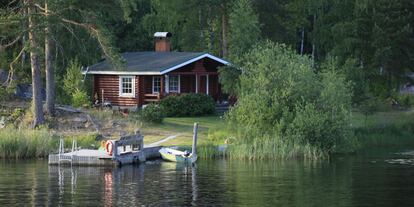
[105,140,114,156]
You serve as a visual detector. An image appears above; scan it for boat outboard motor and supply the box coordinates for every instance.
[184,150,190,157]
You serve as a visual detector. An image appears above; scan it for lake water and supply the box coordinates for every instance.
[0,149,414,206]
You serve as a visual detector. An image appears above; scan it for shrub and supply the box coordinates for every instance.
[72,89,90,108]
[60,58,90,106]
[63,59,84,94]
[141,104,164,123]
[226,42,355,159]
[159,95,184,116]
[160,93,215,117]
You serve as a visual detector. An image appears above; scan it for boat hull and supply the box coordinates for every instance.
[159,148,197,163]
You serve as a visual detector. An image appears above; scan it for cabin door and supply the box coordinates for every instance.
[199,75,207,94]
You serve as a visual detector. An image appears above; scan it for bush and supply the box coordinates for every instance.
[226,42,355,159]
[72,89,90,108]
[160,93,215,117]
[60,58,90,106]
[141,104,164,123]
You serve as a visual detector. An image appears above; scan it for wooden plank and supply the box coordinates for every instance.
[144,99,160,102]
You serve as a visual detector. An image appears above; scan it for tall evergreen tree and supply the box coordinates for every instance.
[27,0,45,126]
[228,0,261,61]
[371,0,414,94]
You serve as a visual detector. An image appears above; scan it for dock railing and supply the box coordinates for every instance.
[58,139,78,164]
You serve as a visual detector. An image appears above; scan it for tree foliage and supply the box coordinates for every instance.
[227,42,355,158]
[61,59,88,105]
[0,0,413,125]
[228,0,261,61]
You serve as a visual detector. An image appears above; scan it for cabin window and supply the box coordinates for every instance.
[169,75,180,93]
[119,76,135,97]
[153,76,161,93]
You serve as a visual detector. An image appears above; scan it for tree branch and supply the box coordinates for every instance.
[0,36,21,50]
[5,46,25,87]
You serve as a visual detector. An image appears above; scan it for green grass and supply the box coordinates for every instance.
[352,109,414,149]
[141,115,225,146]
[188,109,414,159]
[0,127,100,159]
[63,133,100,149]
[0,127,55,159]
[4,107,410,160]
[352,109,414,129]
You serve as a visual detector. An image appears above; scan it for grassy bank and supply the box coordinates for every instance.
[2,107,412,160]
[0,127,99,159]
[195,109,414,159]
[0,127,54,159]
[352,110,414,148]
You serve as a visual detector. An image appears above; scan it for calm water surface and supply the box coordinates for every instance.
[0,149,414,206]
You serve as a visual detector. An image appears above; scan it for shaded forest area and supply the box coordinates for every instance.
[1,0,414,126]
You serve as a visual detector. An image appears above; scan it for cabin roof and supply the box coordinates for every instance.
[84,52,229,75]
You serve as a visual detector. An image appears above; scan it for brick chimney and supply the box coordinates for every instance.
[154,32,172,52]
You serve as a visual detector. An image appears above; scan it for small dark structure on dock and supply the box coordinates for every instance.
[48,131,161,166]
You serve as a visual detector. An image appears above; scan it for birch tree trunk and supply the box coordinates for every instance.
[45,0,55,116]
[311,14,316,67]
[221,1,228,58]
[28,0,45,127]
[300,28,305,55]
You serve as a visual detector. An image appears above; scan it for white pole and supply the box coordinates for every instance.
[191,123,198,156]
[101,89,104,107]
[206,75,209,95]
[165,75,169,94]
[195,75,198,93]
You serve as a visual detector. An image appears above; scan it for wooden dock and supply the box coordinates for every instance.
[48,131,162,166]
[48,147,162,166]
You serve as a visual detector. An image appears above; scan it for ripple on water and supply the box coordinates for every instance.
[385,158,414,165]
[385,150,414,165]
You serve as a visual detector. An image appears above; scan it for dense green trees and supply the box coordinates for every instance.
[0,0,135,126]
[1,0,414,126]
[228,0,260,61]
[227,42,355,158]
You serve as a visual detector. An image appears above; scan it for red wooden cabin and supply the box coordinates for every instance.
[83,32,230,108]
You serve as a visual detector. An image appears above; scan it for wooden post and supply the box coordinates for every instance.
[191,123,198,156]
[101,89,104,107]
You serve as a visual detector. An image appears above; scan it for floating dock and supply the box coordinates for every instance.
[48,131,162,166]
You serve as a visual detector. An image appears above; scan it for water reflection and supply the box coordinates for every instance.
[0,152,414,206]
[46,162,202,206]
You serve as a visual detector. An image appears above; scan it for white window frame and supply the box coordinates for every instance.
[168,75,180,93]
[152,76,161,94]
[119,76,135,98]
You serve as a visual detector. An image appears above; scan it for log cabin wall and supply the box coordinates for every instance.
[93,75,139,106]
[92,58,225,107]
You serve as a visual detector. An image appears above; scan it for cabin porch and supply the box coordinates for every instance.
[140,73,221,105]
